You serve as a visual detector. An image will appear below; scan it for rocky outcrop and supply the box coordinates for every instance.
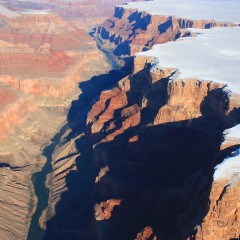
[0,1,239,240]
[94,6,238,60]
[43,53,240,239]
[0,4,112,240]
[195,180,240,240]
[40,4,240,239]
[135,227,156,240]
[95,199,122,221]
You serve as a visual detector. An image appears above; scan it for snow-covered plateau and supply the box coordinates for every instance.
[124,0,240,183]
[124,0,240,23]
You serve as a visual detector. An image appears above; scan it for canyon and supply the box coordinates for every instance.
[0,1,137,240]
[0,0,239,240]
[43,1,240,240]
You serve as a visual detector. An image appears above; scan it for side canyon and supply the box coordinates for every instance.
[0,1,239,240]
[44,2,240,240]
[0,1,138,239]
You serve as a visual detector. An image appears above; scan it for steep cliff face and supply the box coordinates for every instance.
[0,4,112,240]
[90,60,240,240]
[0,1,239,240]
[43,55,240,239]
[94,6,238,59]
[2,0,144,30]
[42,1,240,239]
[194,180,240,240]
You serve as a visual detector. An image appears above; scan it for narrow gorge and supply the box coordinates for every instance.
[0,1,239,240]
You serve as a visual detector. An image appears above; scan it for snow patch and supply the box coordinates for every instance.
[215,125,240,183]
[124,0,240,23]
[214,148,240,184]
[225,124,240,140]
[137,27,240,94]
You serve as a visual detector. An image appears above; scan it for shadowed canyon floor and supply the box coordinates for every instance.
[0,0,240,240]
[0,1,139,239]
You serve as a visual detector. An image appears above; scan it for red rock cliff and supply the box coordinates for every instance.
[43,54,240,239]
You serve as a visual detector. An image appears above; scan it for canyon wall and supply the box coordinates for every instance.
[0,9,109,141]
[2,0,145,30]
[0,1,239,240]
[0,4,112,240]
[94,6,238,60]
[43,55,240,240]
[42,5,240,240]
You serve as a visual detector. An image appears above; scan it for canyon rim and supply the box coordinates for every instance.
[0,0,239,240]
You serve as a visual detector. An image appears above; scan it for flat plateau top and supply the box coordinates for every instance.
[124,0,240,183]
[138,27,240,94]
[124,0,240,23]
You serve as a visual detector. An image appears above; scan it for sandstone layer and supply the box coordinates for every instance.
[42,4,240,240]
[0,3,112,240]
[43,54,240,240]
[2,0,145,30]
[1,1,240,240]
[94,6,239,62]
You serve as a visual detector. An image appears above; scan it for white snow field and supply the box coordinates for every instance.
[123,0,240,183]
[124,0,240,23]
[137,27,240,94]
[214,148,240,183]
[214,125,240,183]
[225,125,240,140]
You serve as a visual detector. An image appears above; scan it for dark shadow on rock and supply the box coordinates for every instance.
[67,69,128,137]
[158,18,173,34]
[113,40,131,56]
[128,11,151,33]
[43,66,240,240]
[42,65,130,240]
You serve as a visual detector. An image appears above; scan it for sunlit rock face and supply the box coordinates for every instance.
[1,0,144,29]
[0,6,107,142]
[44,55,240,240]
[94,5,238,61]
[0,2,112,240]
[42,1,240,240]
[0,0,239,240]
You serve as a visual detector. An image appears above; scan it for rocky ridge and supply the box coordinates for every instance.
[0,3,112,240]
[93,6,239,63]
[43,3,240,240]
[44,54,240,240]
[0,1,239,240]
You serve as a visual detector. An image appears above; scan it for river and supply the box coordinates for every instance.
[27,124,69,240]
[26,42,124,240]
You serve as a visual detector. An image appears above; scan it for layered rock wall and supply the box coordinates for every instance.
[0,4,112,240]
[44,54,240,239]
[94,6,238,57]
